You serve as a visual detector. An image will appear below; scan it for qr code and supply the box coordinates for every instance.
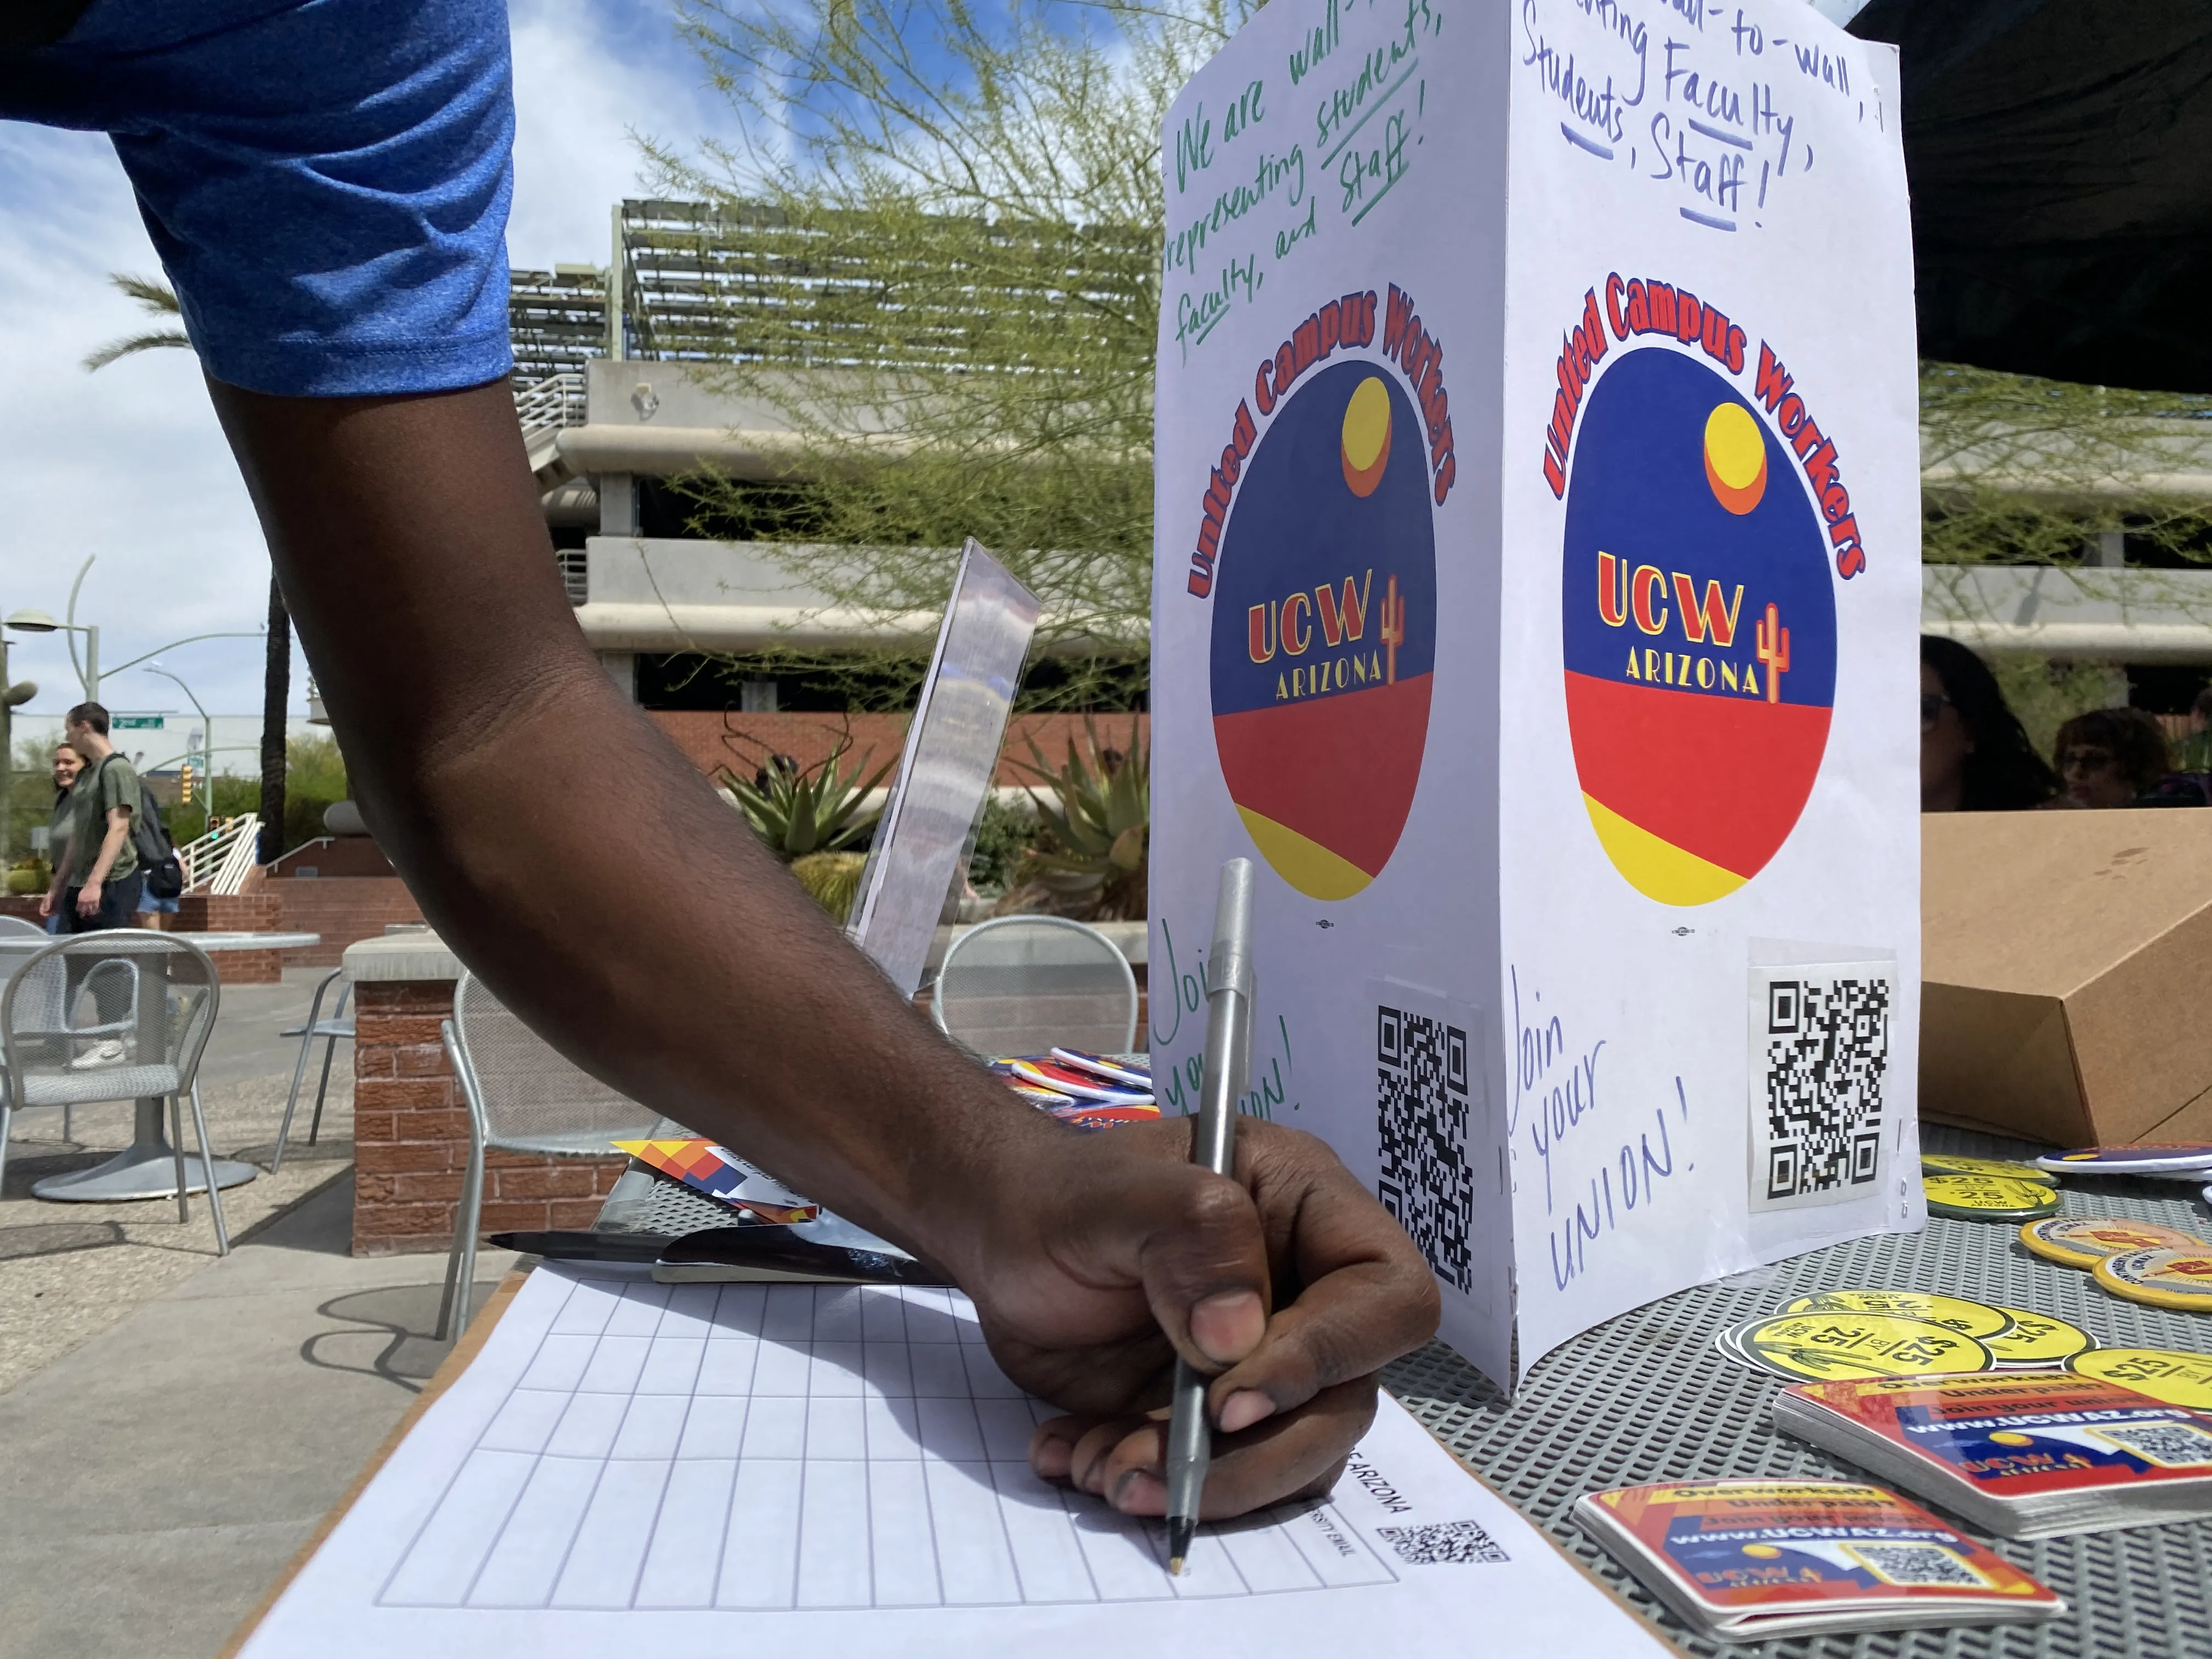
[1847,1543,1987,1588]
[2090,1421,2212,1467]
[1375,1519,1510,1565]
[1377,1006,1473,1292]
[1756,972,1891,1206]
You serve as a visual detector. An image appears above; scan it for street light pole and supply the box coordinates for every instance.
[142,664,214,821]
[0,617,258,707]
[64,555,94,701]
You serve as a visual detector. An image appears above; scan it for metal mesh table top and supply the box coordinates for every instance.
[590,1121,2212,1657]
[1386,1124,2212,1659]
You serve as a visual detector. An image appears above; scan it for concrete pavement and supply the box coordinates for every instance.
[1,966,360,1395]
[0,1173,514,1659]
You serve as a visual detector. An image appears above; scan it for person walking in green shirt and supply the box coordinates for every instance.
[41,702,142,934]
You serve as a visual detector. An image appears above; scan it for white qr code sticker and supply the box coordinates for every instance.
[1843,1542,1989,1588]
[2087,1420,2212,1468]
[1748,961,1894,1212]
[1374,1519,1510,1565]
[1376,1002,1475,1293]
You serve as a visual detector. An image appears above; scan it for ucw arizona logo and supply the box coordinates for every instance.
[1206,314,1441,904]
[1243,565,1411,699]
[1558,342,1837,907]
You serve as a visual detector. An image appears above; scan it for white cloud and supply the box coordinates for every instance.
[0,1,736,729]
[507,0,739,267]
[0,123,281,729]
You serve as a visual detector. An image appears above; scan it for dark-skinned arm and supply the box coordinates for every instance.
[207,376,1440,1517]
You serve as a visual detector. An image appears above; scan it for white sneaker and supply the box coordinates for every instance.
[69,1039,127,1070]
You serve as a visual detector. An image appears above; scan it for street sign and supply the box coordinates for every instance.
[111,715,164,729]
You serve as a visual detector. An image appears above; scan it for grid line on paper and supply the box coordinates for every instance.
[377,1275,1400,1611]
[700,1286,765,1609]
[373,1267,589,1610]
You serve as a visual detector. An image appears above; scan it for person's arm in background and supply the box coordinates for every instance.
[210,379,1439,1519]
[73,802,133,917]
[39,846,70,919]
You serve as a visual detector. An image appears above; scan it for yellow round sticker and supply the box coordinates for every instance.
[1921,1153,2055,1186]
[2068,1347,2212,1409]
[2094,1248,2212,1312]
[1922,1173,2060,1220]
[1982,1307,2096,1367]
[2020,1215,2210,1270]
[1733,1312,1995,1382]
[1784,1290,2012,1340]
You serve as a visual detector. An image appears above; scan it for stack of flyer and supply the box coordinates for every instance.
[986,1049,1159,1130]
[1575,1480,2061,1641]
[1773,1372,2212,1537]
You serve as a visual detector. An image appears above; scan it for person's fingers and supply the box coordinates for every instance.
[990,1122,1274,1378]
[1033,1379,1380,1519]
[1201,1128,1440,1425]
[1131,1165,1276,1371]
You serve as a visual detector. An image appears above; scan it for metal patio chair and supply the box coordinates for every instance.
[272,967,353,1170]
[0,933,228,1252]
[435,972,658,1339]
[930,915,1138,1058]
[0,916,47,938]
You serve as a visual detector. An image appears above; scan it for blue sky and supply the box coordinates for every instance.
[0,0,741,724]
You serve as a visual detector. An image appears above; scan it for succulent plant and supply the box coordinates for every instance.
[718,739,891,861]
[1000,718,1148,921]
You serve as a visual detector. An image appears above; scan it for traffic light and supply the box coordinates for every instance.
[180,761,195,804]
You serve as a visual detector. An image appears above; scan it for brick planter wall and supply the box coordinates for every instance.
[351,979,627,1257]
[171,891,286,983]
[651,710,1150,785]
[270,877,425,967]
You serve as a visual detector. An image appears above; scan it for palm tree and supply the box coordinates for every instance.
[86,274,290,865]
[79,274,192,370]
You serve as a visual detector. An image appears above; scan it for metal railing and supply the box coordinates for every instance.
[514,371,587,444]
[174,812,261,896]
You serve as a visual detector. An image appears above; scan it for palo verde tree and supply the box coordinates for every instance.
[652,0,1255,705]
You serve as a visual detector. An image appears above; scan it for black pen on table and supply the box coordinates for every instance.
[1165,856,1257,1576]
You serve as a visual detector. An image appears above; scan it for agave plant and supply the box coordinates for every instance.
[1001,718,1148,921]
[719,740,891,860]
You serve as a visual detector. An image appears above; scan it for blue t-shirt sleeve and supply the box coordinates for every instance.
[46,0,516,396]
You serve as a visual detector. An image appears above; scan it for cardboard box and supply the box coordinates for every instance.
[1923,810,2212,1147]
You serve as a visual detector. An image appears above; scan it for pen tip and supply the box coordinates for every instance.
[1167,1515,1195,1575]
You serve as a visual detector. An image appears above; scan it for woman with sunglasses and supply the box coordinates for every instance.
[1920,636,2060,811]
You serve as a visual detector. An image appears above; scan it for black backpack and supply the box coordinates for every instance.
[89,754,185,899]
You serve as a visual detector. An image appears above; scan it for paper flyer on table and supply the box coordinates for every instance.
[236,1265,1666,1657]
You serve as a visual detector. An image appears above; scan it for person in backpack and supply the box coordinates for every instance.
[132,772,186,919]
[41,702,142,933]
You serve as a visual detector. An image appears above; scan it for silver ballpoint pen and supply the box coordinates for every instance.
[1165,857,1256,1575]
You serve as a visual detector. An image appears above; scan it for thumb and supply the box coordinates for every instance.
[1132,1165,1273,1374]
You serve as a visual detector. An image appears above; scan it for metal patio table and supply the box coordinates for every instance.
[582,1119,2212,1658]
[1,930,319,1201]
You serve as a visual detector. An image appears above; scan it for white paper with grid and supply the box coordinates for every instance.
[239,1264,1666,1656]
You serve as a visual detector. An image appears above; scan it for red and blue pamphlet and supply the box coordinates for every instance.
[1773,1371,2212,1537]
[1575,1480,2061,1641]
[610,1139,818,1223]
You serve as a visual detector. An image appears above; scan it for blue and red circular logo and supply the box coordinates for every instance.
[1210,360,1436,899]
[1560,347,1836,904]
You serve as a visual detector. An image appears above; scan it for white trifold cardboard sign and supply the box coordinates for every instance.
[1150,0,1921,1385]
